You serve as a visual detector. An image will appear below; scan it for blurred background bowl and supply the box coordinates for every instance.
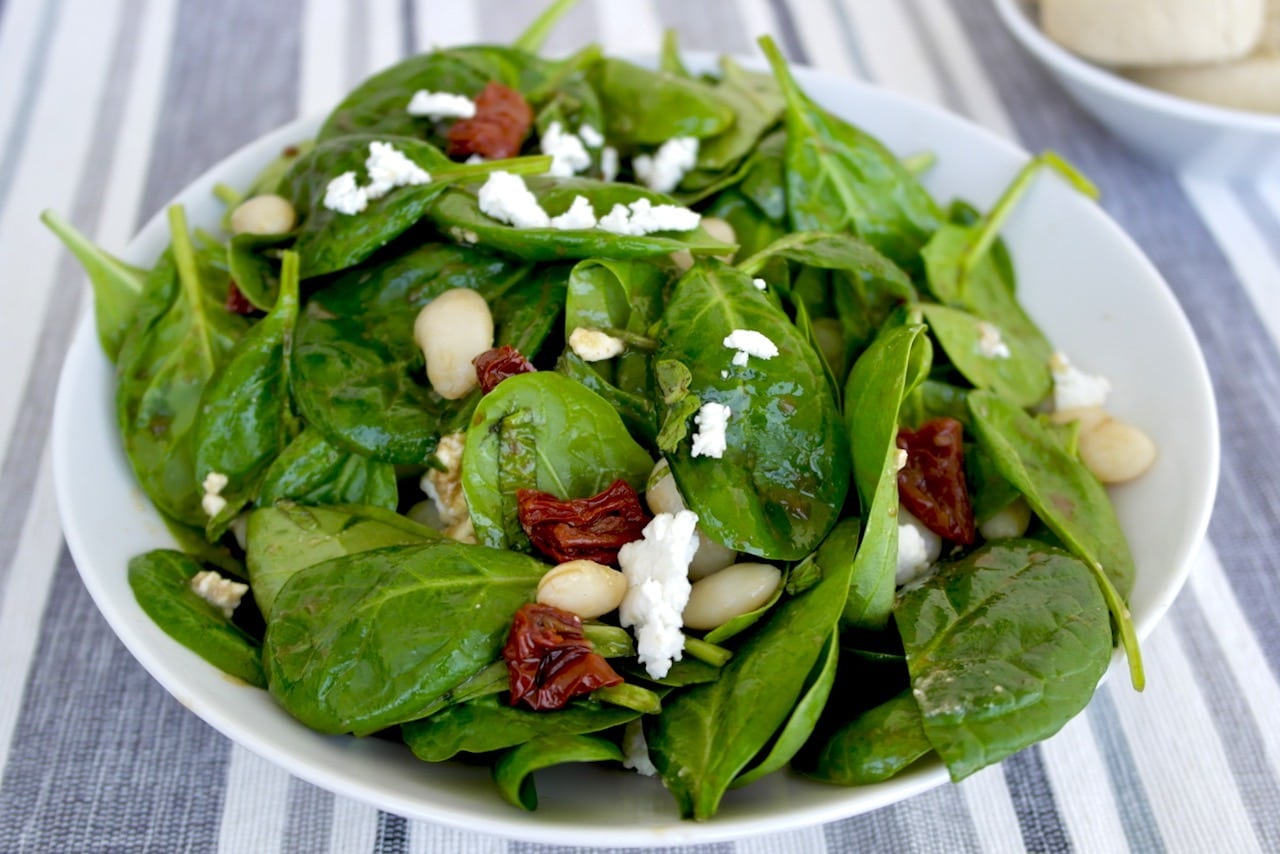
[992,0,1280,178]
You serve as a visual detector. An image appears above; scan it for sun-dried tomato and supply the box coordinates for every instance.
[446,81,533,160]
[502,602,623,711]
[226,281,256,315]
[897,417,976,545]
[517,479,650,565]
[473,345,536,394]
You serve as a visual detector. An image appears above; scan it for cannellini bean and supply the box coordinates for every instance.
[536,559,628,619]
[669,217,736,271]
[682,562,781,630]
[1049,405,1109,433]
[811,317,844,371]
[413,288,493,400]
[1078,418,1158,484]
[229,194,297,235]
[406,499,443,530]
[979,498,1032,541]
[645,459,738,578]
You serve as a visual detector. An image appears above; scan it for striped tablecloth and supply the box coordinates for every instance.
[2,1,1278,851]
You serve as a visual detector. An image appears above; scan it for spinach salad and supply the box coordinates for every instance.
[45,0,1157,821]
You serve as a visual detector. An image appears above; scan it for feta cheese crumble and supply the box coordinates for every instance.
[618,510,699,679]
[723,329,780,367]
[597,198,700,236]
[568,327,626,362]
[322,171,368,215]
[364,141,431,199]
[420,431,476,543]
[599,146,620,182]
[621,719,657,776]
[477,171,551,229]
[752,277,768,291]
[549,194,598,230]
[540,121,592,177]
[975,321,1011,359]
[189,569,249,618]
[896,505,942,587]
[201,471,229,517]
[691,401,731,459]
[577,123,604,148]
[633,137,699,193]
[406,90,476,119]
[1049,351,1112,410]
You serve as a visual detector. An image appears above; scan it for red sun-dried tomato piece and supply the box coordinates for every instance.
[897,417,976,545]
[473,344,536,394]
[502,602,623,711]
[446,81,533,160]
[517,479,650,565]
[225,281,256,315]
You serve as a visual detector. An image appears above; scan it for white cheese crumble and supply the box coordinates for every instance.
[322,171,368,215]
[568,327,625,362]
[578,123,604,148]
[448,226,480,245]
[549,195,598,230]
[540,121,592,177]
[618,510,699,679]
[189,569,249,619]
[364,141,431,199]
[752,277,768,291]
[633,137,699,193]
[896,505,942,587]
[691,401,731,459]
[201,471,229,517]
[723,329,780,367]
[406,90,476,119]
[976,321,1011,359]
[465,153,486,165]
[894,448,909,472]
[597,198,700,236]
[621,720,657,776]
[600,146,619,182]
[477,171,551,229]
[1049,351,1112,411]
[419,432,476,544]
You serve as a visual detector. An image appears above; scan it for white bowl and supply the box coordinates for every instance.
[52,58,1219,846]
[993,0,1280,178]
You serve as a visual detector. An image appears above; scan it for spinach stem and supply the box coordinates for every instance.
[166,205,214,371]
[436,154,554,183]
[213,182,242,209]
[594,683,662,715]
[512,0,581,54]
[684,636,732,667]
[901,151,937,178]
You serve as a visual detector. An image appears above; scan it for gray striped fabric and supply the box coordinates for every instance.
[1,0,1277,851]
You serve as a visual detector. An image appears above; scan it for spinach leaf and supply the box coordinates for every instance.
[737,130,788,223]
[737,231,915,301]
[683,57,784,186]
[919,302,1050,409]
[427,177,734,262]
[41,210,145,361]
[403,693,642,762]
[462,372,653,551]
[116,207,249,526]
[555,351,657,446]
[512,0,581,54]
[246,502,439,619]
[591,58,734,144]
[227,231,287,311]
[647,506,855,820]
[256,427,398,510]
[699,189,786,262]
[759,36,941,270]
[656,261,849,560]
[290,242,535,463]
[494,735,623,812]
[264,541,546,735]
[895,540,1112,780]
[842,324,931,629]
[967,390,1143,688]
[194,251,301,539]
[128,549,265,688]
[803,689,932,785]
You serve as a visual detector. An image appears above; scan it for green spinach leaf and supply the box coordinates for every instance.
[803,689,932,785]
[494,735,623,811]
[256,427,398,510]
[591,57,734,144]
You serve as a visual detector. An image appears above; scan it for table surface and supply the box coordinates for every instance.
[3,0,1279,852]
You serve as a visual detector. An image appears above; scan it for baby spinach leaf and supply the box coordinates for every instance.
[128,549,265,688]
[803,689,932,785]
[290,242,536,463]
[412,661,510,722]
[564,257,666,393]
[512,0,582,54]
[659,28,694,78]
[41,210,145,362]
[657,261,849,560]
[619,657,722,688]
[195,251,301,539]
[427,177,734,262]
[116,207,249,526]
[842,324,931,629]
[919,303,1049,409]
[737,231,914,301]
[246,502,439,619]
[227,231,288,311]
[256,427,398,511]
[591,57,734,144]
[264,541,546,735]
[737,130,788,224]
[699,189,786,262]
[895,540,1112,780]
[967,391,1143,688]
[684,57,784,184]
[404,693,642,762]
[555,351,657,446]
[648,506,855,820]
[494,734,624,812]
[462,372,653,551]
[759,36,940,271]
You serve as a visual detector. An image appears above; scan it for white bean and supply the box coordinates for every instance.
[645,459,737,578]
[537,559,628,619]
[413,288,493,400]
[979,498,1032,541]
[229,194,296,235]
[1078,418,1158,484]
[682,562,781,630]
[669,217,736,272]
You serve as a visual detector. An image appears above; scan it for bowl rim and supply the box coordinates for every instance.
[992,0,1280,134]
[51,52,1220,845]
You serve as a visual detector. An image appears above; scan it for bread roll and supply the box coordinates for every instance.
[1041,0,1265,66]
